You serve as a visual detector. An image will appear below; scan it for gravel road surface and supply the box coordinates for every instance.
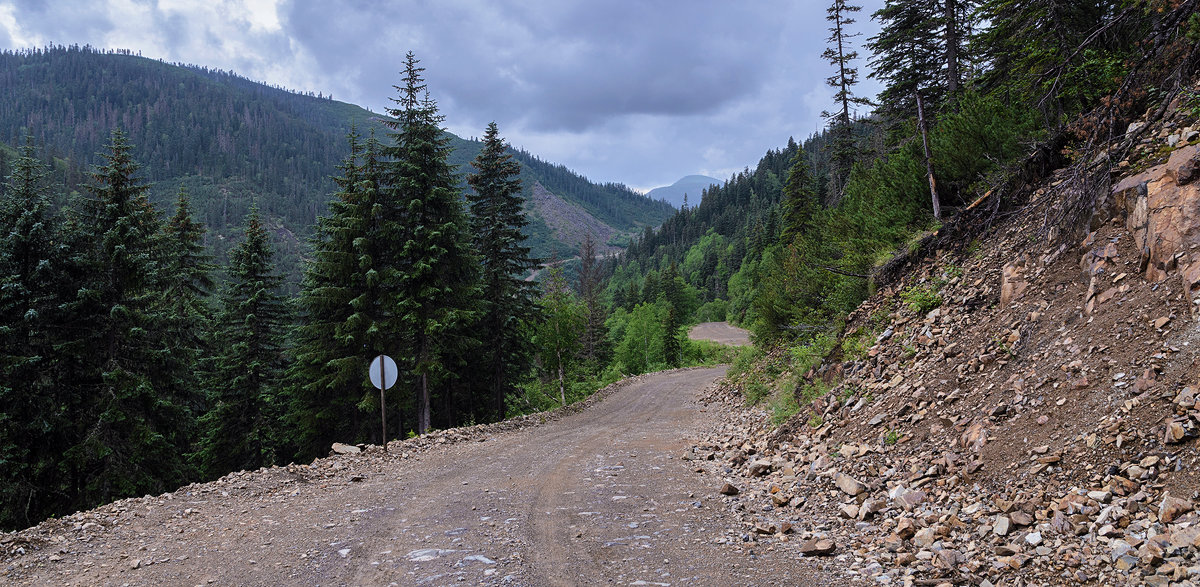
[3,327,839,586]
[687,322,751,346]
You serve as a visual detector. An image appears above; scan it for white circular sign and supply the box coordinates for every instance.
[369,354,398,390]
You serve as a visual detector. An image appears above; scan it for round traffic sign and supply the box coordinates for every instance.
[369,354,398,390]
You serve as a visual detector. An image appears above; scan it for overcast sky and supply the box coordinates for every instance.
[0,0,883,192]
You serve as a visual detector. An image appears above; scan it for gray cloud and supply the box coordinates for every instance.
[2,0,884,190]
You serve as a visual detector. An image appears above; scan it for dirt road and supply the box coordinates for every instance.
[3,369,837,586]
[687,321,752,346]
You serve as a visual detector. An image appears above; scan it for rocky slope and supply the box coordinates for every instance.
[686,83,1200,586]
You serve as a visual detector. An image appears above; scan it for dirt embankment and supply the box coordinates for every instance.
[687,82,1200,586]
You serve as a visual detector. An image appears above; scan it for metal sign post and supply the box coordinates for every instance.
[369,354,399,452]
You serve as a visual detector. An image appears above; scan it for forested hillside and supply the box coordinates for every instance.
[0,50,714,533]
[605,0,1200,418]
[0,46,673,280]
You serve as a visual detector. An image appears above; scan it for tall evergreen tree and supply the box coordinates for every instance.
[287,129,385,456]
[780,149,819,244]
[661,305,683,369]
[383,52,480,434]
[974,0,1132,124]
[195,206,288,478]
[467,121,540,421]
[161,187,215,414]
[0,139,71,529]
[58,130,194,508]
[822,0,870,201]
[868,0,975,128]
[576,232,611,374]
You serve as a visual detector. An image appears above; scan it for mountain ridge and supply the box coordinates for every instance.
[646,174,722,208]
[0,46,674,280]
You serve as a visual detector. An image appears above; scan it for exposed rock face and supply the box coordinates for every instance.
[1108,144,1200,287]
[1000,255,1029,307]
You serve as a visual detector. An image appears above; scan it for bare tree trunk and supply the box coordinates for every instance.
[556,351,566,406]
[419,372,430,435]
[945,0,959,96]
[915,90,941,220]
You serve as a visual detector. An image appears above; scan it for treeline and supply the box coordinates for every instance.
[612,0,1200,346]
[0,54,722,532]
[0,45,674,287]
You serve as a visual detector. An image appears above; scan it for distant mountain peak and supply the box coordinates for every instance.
[646,175,721,209]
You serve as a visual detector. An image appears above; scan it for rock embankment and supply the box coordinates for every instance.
[688,82,1200,586]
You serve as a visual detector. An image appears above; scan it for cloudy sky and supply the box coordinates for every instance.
[0,0,883,192]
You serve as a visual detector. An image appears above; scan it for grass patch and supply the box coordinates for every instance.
[769,392,801,426]
[682,339,740,366]
[884,429,900,445]
[899,283,943,314]
[744,382,770,406]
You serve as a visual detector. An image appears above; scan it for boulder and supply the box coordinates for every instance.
[834,472,865,496]
[1000,256,1029,306]
[799,538,836,556]
[331,442,361,455]
[747,459,772,477]
[1160,495,1193,523]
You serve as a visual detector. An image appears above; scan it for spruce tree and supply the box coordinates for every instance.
[822,0,870,201]
[780,149,819,244]
[58,130,194,508]
[467,121,539,421]
[576,233,611,374]
[195,206,288,477]
[287,130,386,456]
[162,187,215,414]
[867,0,975,128]
[0,139,71,529]
[974,0,1129,123]
[661,304,683,369]
[383,52,480,435]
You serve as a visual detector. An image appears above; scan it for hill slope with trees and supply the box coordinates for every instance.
[0,46,674,281]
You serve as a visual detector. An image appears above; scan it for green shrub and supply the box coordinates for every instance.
[745,382,770,405]
[789,333,837,376]
[769,392,801,426]
[798,380,831,404]
[840,328,874,361]
[729,345,763,379]
[900,284,942,314]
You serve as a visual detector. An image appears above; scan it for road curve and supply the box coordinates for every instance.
[2,367,836,586]
[688,321,752,346]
